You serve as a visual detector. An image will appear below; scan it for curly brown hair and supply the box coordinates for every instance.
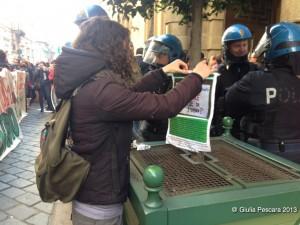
[73,17,135,83]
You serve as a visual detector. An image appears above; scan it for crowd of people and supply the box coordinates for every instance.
[0,54,55,112]
[2,3,300,225]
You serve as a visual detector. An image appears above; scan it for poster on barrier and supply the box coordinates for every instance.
[0,69,23,160]
[15,71,27,120]
[166,73,219,152]
[0,69,14,113]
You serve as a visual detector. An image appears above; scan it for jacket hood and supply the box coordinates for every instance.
[54,47,106,99]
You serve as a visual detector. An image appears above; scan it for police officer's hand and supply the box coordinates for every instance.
[192,60,213,79]
[162,59,189,74]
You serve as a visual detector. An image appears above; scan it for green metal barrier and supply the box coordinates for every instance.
[127,118,300,225]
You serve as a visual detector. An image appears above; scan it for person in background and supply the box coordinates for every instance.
[208,54,222,71]
[34,62,54,112]
[211,24,259,138]
[27,62,37,106]
[63,4,109,48]
[54,17,212,225]
[74,4,109,26]
[135,47,143,65]
[135,47,151,75]
[225,22,300,163]
[48,60,55,82]
[0,49,10,71]
[19,60,36,106]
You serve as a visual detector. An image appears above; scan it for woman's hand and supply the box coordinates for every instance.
[192,60,213,79]
[162,59,189,74]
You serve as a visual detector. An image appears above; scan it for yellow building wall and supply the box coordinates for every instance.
[202,12,225,58]
[119,15,146,52]
[279,0,300,22]
[143,9,225,58]
[138,0,300,58]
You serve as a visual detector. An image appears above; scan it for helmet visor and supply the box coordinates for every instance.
[252,32,269,58]
[143,41,170,64]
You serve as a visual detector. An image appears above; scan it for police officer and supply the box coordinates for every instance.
[74,4,109,25]
[63,4,109,47]
[54,4,109,107]
[225,22,300,163]
[143,34,184,70]
[136,36,157,75]
[211,24,259,138]
[133,34,185,142]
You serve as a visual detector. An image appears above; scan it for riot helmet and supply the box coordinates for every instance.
[253,22,300,74]
[74,4,108,26]
[222,24,252,65]
[143,34,184,67]
[253,22,300,60]
[143,36,156,58]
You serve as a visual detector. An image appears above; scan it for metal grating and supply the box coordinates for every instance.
[131,140,300,197]
[211,140,300,183]
[132,146,232,196]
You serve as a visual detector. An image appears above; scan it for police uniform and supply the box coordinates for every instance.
[211,24,258,138]
[226,66,300,163]
[211,62,258,138]
[225,21,300,163]
[134,34,184,142]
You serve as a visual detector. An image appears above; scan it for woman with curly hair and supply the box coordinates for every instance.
[54,17,212,225]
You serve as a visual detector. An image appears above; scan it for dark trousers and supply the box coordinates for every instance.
[39,82,54,111]
[29,88,36,105]
[247,138,300,164]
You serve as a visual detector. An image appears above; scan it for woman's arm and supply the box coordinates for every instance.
[132,59,190,93]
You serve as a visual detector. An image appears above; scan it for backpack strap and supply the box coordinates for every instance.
[71,71,121,193]
[72,79,92,97]
[72,71,105,97]
[111,141,121,193]
[62,72,104,143]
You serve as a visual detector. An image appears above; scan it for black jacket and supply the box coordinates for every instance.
[55,47,204,204]
[211,62,258,137]
[34,68,50,86]
[225,67,300,142]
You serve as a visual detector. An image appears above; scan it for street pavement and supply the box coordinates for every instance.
[0,104,72,225]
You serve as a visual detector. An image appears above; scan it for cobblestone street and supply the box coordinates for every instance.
[0,104,53,225]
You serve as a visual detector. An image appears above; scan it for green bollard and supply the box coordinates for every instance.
[143,165,164,209]
[222,116,233,137]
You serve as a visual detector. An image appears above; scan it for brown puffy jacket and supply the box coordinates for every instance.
[55,47,203,204]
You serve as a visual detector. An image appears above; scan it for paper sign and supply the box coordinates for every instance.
[166,73,219,152]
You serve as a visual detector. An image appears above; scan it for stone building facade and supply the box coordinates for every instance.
[129,0,299,58]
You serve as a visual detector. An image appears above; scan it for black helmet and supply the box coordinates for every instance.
[74,4,108,26]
